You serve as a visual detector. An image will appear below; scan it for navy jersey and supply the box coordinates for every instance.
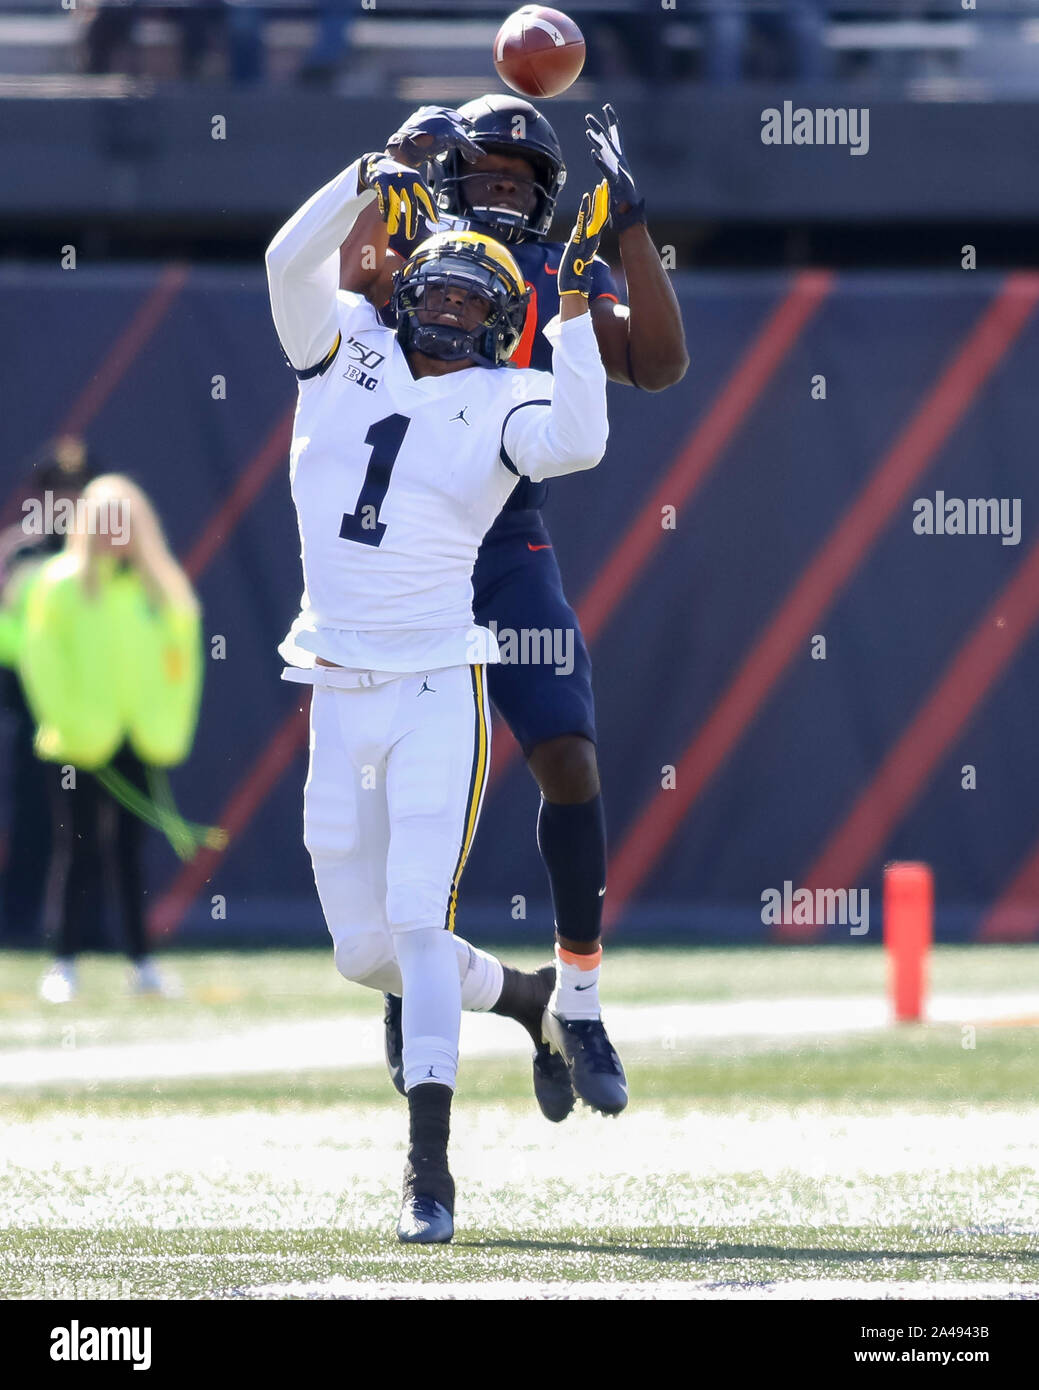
[507,240,623,372]
[501,240,622,509]
[385,225,624,512]
[380,223,617,753]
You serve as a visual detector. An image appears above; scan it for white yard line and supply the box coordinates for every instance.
[5,1105,1038,1245]
[2,991,1037,1088]
[227,1278,1039,1301]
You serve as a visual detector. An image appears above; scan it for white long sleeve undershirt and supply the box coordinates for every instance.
[265,159,375,372]
[502,311,609,481]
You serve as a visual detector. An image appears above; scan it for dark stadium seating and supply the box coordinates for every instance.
[2,1,1038,90]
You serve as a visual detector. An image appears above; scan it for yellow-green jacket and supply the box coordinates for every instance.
[17,553,202,770]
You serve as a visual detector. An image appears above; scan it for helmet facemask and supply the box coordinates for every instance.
[392,245,530,368]
[449,161,551,245]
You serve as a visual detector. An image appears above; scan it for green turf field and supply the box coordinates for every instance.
[1,945,1037,1300]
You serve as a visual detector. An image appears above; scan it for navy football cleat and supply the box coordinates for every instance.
[384,993,406,1098]
[397,1194,454,1245]
[541,1010,628,1116]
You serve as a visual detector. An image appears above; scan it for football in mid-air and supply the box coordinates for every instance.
[493,6,586,98]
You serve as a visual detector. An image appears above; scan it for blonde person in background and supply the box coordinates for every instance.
[15,474,209,1002]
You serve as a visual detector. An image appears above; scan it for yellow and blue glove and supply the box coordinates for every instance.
[359,152,437,243]
[557,180,611,298]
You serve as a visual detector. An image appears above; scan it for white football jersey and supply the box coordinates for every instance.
[279,290,555,674]
[267,158,607,674]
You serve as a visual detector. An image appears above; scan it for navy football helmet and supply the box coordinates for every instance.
[435,94,566,244]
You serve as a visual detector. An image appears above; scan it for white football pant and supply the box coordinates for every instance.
[303,664,502,1090]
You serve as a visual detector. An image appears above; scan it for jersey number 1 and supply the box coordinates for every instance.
[339,413,410,547]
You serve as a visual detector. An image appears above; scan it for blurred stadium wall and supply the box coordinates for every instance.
[3,2,1039,945]
[4,264,1038,945]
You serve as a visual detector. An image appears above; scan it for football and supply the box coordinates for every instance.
[493,5,586,99]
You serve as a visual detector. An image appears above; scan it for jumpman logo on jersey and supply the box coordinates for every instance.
[418,676,436,696]
[450,407,471,427]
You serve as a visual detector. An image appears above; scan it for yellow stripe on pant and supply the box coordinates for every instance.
[445,663,489,933]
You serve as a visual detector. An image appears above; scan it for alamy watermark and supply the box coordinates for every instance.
[467,620,574,675]
[913,492,1021,546]
[761,101,869,156]
[22,491,131,545]
[761,880,870,934]
[50,1321,151,1370]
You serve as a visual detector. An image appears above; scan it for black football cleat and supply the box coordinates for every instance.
[397,1153,455,1245]
[383,993,406,1098]
[493,962,576,1123]
[390,968,577,1121]
[532,1042,576,1123]
[528,965,576,1123]
[541,1010,628,1116]
[397,1194,454,1245]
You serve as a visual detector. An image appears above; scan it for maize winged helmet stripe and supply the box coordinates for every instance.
[405,230,525,299]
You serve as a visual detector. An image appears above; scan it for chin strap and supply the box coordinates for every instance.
[406,318,497,367]
[466,209,527,244]
[409,321,476,360]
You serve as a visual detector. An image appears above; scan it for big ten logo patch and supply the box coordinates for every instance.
[342,337,386,390]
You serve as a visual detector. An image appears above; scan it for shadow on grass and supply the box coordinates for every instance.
[459,1237,1039,1267]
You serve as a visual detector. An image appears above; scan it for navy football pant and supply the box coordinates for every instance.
[472,511,596,755]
